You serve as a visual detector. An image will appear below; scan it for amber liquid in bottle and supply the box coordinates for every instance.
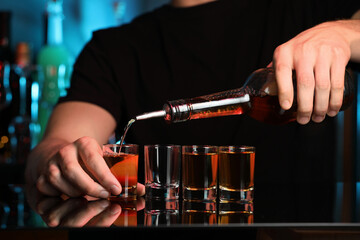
[134,67,354,125]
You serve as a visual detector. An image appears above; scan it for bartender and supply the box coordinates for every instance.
[26,0,360,199]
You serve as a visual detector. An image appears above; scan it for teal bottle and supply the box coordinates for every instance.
[37,0,71,140]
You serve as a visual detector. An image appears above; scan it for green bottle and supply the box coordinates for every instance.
[37,0,71,140]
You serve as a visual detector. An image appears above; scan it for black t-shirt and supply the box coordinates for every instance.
[59,0,359,187]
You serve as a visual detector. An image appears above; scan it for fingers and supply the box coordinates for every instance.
[37,197,119,227]
[136,183,146,197]
[37,137,122,199]
[39,145,110,198]
[85,202,122,227]
[294,51,316,125]
[273,22,351,124]
[273,45,294,111]
[75,137,122,196]
[135,196,146,211]
[39,198,88,227]
[312,58,330,123]
[60,200,113,227]
[57,143,112,198]
[36,175,62,196]
[328,59,347,117]
[36,196,147,227]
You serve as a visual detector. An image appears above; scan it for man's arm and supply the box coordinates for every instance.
[25,101,122,198]
[273,10,360,124]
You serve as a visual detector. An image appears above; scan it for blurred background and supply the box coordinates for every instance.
[0,0,169,176]
[0,0,169,63]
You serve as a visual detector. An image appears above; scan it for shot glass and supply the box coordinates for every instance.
[144,144,181,200]
[103,144,139,199]
[219,146,255,203]
[182,145,218,202]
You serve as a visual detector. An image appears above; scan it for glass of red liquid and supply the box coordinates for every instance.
[103,144,139,199]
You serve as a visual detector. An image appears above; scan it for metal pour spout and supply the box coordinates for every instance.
[135,110,166,121]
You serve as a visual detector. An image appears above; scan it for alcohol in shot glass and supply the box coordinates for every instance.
[219,146,255,203]
[182,145,218,202]
[103,144,139,199]
[144,144,181,200]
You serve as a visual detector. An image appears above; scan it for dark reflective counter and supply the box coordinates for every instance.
[1,180,360,240]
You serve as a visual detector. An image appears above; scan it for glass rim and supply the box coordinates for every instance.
[182,145,219,154]
[103,143,139,148]
[219,145,255,152]
[144,144,181,149]
[182,145,219,148]
[102,144,139,154]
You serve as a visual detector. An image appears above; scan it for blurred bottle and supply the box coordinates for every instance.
[7,43,33,164]
[0,11,12,163]
[37,0,71,141]
[113,1,127,25]
[0,11,11,63]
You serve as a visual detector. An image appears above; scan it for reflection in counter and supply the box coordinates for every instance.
[181,200,254,225]
[182,201,217,225]
[0,184,41,228]
[144,199,179,226]
[111,198,138,227]
[20,180,256,228]
[218,202,254,224]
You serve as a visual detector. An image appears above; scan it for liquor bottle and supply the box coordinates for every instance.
[0,11,12,110]
[134,67,354,125]
[0,11,12,163]
[37,0,71,140]
[7,42,33,164]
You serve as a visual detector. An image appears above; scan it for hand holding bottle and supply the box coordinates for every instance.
[272,19,360,124]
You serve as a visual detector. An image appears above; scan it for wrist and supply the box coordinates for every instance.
[25,137,70,185]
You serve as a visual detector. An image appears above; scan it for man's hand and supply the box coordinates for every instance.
[25,102,145,198]
[34,136,146,198]
[35,137,122,198]
[273,19,360,124]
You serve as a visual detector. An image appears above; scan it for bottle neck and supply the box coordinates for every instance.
[47,13,63,45]
[46,0,64,46]
[165,92,251,123]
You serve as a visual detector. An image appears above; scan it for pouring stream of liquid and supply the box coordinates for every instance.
[116,119,136,150]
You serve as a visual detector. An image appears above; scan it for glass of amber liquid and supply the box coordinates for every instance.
[219,146,255,203]
[182,145,218,202]
[103,144,139,199]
